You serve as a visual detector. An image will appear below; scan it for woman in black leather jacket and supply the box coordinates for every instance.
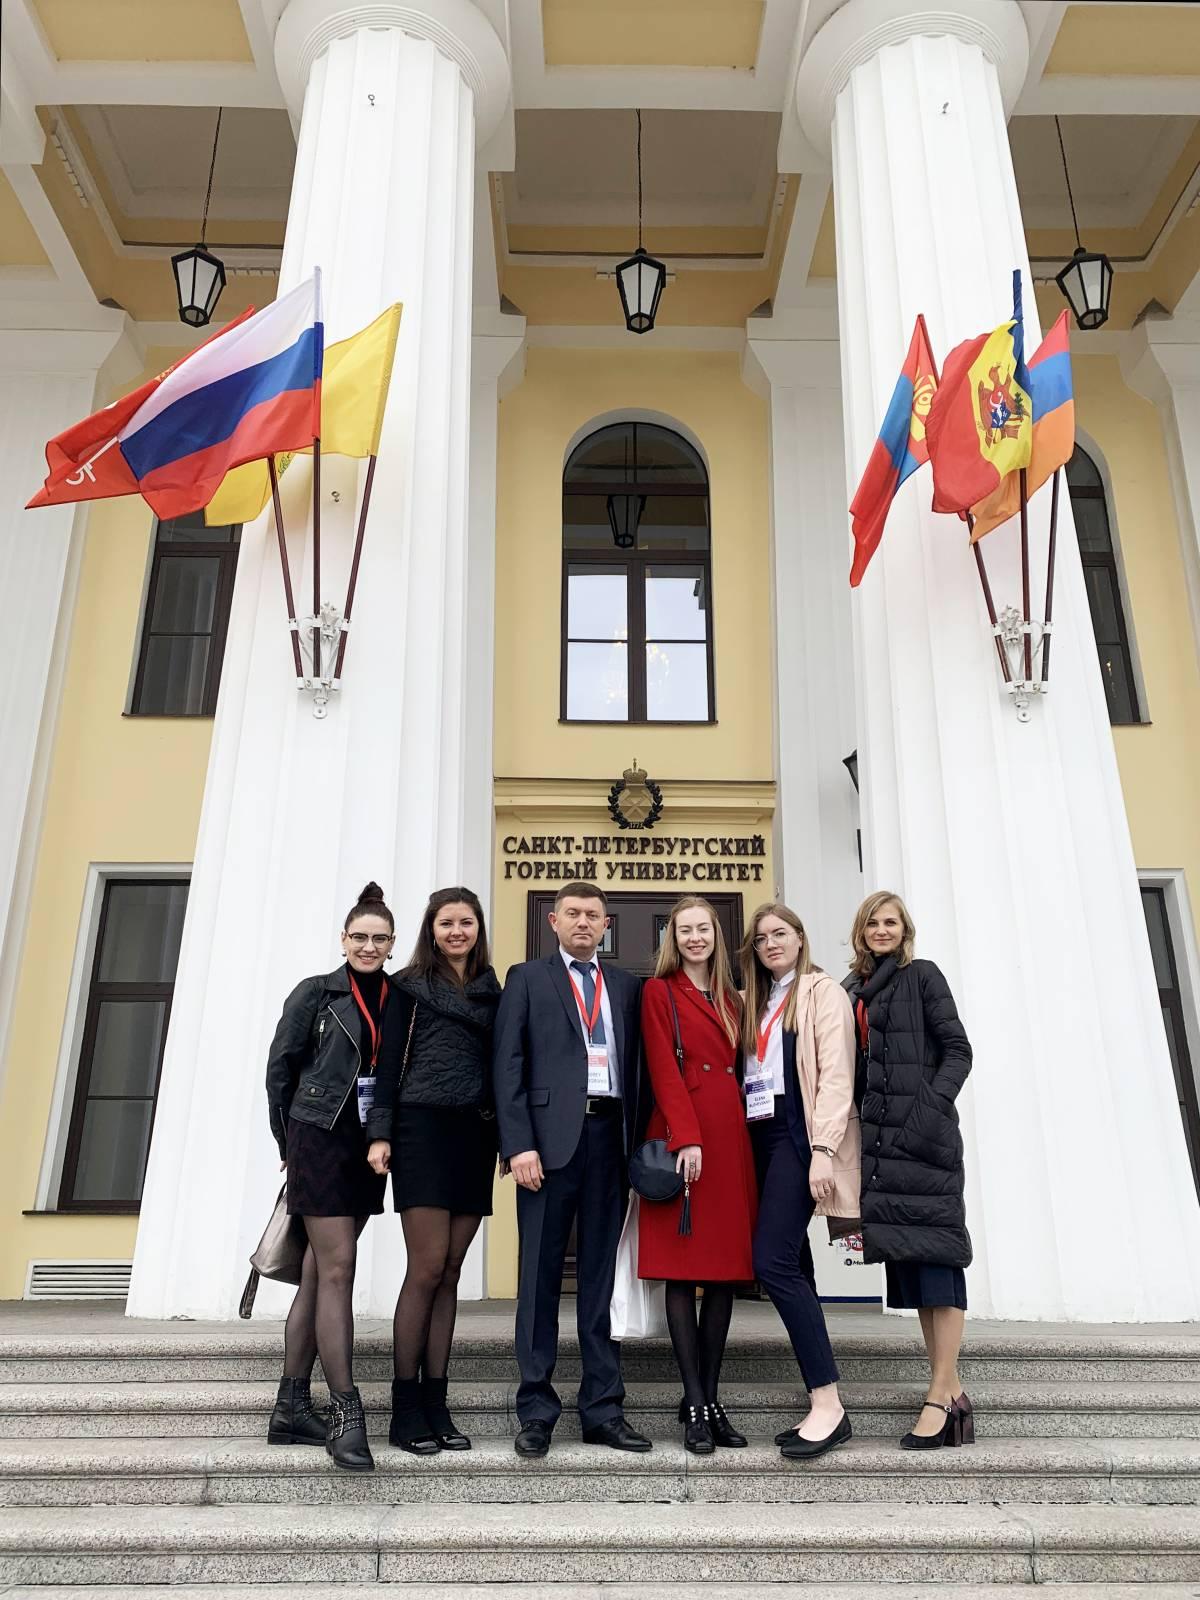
[264,882,393,1472]
[366,886,501,1454]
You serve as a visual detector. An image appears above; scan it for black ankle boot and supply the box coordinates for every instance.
[390,1377,440,1455]
[267,1377,326,1446]
[421,1375,470,1450]
[705,1400,748,1449]
[681,1401,714,1455]
[326,1387,374,1472]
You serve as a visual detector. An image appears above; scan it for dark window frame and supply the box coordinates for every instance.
[1068,447,1142,726]
[1141,883,1200,1202]
[561,424,715,725]
[57,877,187,1214]
[130,515,240,718]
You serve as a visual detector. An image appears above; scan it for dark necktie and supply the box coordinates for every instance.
[570,960,606,1044]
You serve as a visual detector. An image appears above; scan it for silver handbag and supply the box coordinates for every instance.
[238,1184,307,1318]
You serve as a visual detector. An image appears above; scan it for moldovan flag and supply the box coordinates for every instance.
[204,303,402,527]
[967,311,1074,540]
[848,315,938,587]
[925,271,1032,514]
[26,307,255,509]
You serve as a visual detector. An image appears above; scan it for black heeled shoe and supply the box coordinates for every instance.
[681,1402,714,1455]
[421,1375,471,1450]
[389,1377,440,1455]
[705,1400,747,1448]
[267,1377,326,1446]
[900,1400,960,1451]
[954,1389,975,1445]
[326,1387,375,1472]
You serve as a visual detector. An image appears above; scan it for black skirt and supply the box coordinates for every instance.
[391,1104,497,1216]
[885,1260,968,1311]
[286,1100,386,1218]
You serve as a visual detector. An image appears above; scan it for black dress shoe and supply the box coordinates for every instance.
[514,1420,552,1458]
[779,1411,852,1461]
[706,1400,747,1448]
[581,1417,653,1452]
[681,1402,714,1455]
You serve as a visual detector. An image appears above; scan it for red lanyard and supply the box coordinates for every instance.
[566,962,604,1042]
[348,973,388,1071]
[755,996,789,1064]
[856,998,869,1052]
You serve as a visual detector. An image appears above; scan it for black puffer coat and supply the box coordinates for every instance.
[843,957,973,1268]
[366,969,501,1136]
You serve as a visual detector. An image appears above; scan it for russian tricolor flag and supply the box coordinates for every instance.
[119,274,324,520]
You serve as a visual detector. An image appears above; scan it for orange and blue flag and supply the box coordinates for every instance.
[968,310,1074,540]
[849,315,938,587]
[926,270,1032,515]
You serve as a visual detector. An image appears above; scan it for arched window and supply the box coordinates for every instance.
[562,421,713,722]
[1067,444,1141,724]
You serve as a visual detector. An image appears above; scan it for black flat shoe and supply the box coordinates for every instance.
[706,1401,747,1448]
[389,1377,440,1456]
[901,1400,959,1451]
[681,1402,714,1455]
[421,1375,471,1450]
[326,1387,375,1472]
[514,1420,552,1458]
[779,1411,852,1461]
[775,1423,800,1446]
[582,1417,653,1453]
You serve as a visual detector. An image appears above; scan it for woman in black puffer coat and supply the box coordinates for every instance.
[844,891,974,1452]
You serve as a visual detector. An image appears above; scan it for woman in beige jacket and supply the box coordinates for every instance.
[740,902,861,1462]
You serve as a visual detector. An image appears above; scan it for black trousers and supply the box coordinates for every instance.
[514,1108,626,1430]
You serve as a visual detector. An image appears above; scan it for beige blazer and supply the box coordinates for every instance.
[789,971,862,1222]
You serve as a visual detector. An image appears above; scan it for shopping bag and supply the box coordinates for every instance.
[609,1193,667,1340]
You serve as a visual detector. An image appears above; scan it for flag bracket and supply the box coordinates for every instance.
[297,600,345,719]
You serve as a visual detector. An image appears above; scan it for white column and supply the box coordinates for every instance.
[0,317,127,1096]
[128,0,510,1319]
[797,0,1200,1320]
[743,334,862,970]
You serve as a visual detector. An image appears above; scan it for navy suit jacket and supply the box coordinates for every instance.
[492,953,643,1170]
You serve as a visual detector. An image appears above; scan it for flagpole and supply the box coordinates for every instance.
[1019,465,1033,684]
[269,456,304,684]
[1040,467,1061,686]
[311,436,323,682]
[966,512,1013,683]
[333,454,377,684]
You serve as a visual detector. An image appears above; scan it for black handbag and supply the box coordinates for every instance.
[628,985,692,1236]
[239,1184,307,1318]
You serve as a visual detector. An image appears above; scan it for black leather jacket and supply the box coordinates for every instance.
[266,965,366,1159]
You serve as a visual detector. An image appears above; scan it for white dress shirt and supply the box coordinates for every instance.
[760,969,796,1095]
[558,945,620,1098]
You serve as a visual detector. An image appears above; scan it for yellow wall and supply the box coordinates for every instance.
[1075,354,1200,942]
[0,475,212,1296]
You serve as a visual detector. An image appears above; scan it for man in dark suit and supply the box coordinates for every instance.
[492,881,650,1457]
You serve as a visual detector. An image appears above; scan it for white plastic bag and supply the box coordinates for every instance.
[609,1193,667,1340]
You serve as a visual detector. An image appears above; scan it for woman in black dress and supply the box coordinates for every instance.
[367,887,501,1454]
[844,891,975,1450]
[264,882,393,1471]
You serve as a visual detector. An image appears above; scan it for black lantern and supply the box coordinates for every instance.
[843,749,859,793]
[615,111,666,335]
[1053,117,1113,331]
[606,492,646,549]
[174,109,226,328]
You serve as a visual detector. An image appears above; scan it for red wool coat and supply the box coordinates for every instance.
[637,972,758,1282]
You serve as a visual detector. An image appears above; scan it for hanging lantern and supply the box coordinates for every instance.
[616,111,666,335]
[174,108,226,328]
[606,492,646,549]
[1053,117,1113,332]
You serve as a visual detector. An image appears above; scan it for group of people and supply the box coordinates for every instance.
[265,879,974,1473]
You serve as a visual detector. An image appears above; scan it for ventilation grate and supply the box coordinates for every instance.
[26,1259,131,1300]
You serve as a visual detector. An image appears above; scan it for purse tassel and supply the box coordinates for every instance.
[677,1180,693,1238]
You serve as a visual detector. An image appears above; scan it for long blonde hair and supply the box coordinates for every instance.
[655,895,740,1047]
[738,902,813,1056]
[848,890,916,977]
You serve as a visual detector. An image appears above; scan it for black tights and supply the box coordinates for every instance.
[664,1282,735,1408]
[282,1215,369,1395]
[392,1207,483,1380]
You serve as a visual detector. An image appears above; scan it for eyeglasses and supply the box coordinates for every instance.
[753,930,798,950]
[346,933,393,949]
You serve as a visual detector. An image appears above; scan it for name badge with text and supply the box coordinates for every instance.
[356,1075,376,1126]
[586,1044,610,1096]
[744,1070,774,1122]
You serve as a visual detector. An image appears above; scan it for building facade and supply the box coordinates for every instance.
[2,0,1200,1320]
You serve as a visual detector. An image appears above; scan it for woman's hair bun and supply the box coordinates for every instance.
[356,881,386,905]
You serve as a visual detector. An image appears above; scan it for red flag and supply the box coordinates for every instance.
[27,307,255,511]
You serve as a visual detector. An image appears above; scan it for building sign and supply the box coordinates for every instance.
[501,832,767,885]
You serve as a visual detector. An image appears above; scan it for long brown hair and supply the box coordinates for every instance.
[402,887,491,988]
[654,895,741,1046]
[738,901,813,1057]
[848,890,916,977]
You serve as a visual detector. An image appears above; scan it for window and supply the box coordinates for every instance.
[562,421,713,723]
[1141,884,1200,1200]
[131,511,240,716]
[58,879,188,1211]
[1067,446,1140,724]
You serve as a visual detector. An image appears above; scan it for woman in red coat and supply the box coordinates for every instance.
[638,895,758,1455]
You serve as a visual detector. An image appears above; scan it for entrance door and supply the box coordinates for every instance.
[525,890,744,977]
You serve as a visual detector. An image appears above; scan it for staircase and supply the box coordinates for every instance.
[0,1302,1198,1592]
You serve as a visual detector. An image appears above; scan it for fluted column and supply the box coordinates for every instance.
[797,0,1200,1318]
[129,0,510,1318]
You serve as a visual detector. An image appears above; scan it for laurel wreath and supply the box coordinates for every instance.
[608,776,664,831]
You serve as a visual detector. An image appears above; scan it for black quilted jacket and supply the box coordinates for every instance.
[843,957,973,1268]
[366,970,501,1134]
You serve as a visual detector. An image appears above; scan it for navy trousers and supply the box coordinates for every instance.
[514,1109,626,1431]
[751,1093,839,1392]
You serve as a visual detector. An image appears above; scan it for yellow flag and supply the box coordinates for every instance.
[205,303,402,525]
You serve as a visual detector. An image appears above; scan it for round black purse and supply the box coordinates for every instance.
[628,985,692,1236]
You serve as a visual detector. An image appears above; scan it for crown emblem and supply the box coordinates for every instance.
[608,758,664,831]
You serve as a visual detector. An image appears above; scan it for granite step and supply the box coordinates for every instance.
[0,1435,1198,1509]
[0,1502,1198,1585]
[3,1378,1199,1440]
[11,1589,1200,1600]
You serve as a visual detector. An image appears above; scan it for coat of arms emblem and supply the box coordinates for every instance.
[608,760,664,831]
[976,363,1026,448]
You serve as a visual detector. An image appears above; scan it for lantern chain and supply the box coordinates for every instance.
[1054,115,1082,253]
[201,107,223,248]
